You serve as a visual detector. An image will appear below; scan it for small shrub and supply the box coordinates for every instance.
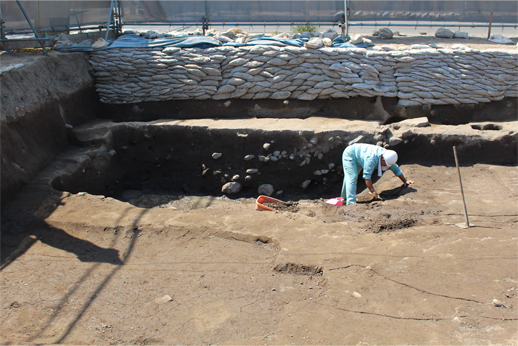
[291,24,318,34]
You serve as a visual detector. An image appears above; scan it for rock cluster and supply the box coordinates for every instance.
[90,44,517,106]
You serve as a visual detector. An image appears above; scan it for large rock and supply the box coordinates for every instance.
[305,37,324,49]
[378,27,393,39]
[258,184,274,196]
[435,28,454,38]
[222,182,242,194]
[399,117,430,128]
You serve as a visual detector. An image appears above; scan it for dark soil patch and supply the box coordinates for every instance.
[274,262,323,276]
[264,201,300,213]
[368,214,417,233]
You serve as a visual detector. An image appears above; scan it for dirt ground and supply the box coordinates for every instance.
[1,34,518,345]
[1,162,517,345]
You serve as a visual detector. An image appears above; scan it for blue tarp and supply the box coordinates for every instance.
[55,34,223,52]
[55,33,374,52]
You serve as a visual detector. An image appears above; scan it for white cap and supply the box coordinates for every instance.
[383,150,398,166]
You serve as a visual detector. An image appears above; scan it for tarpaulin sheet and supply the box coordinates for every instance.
[223,36,306,47]
[54,34,223,52]
[54,33,374,52]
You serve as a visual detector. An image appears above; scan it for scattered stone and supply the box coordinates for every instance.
[221,182,242,194]
[223,101,231,107]
[246,168,259,174]
[232,175,240,181]
[263,143,271,150]
[488,34,514,44]
[350,35,364,44]
[276,190,284,196]
[389,137,403,146]
[245,175,252,183]
[400,129,416,139]
[258,184,275,196]
[454,31,469,39]
[399,117,430,128]
[349,135,364,145]
[244,154,255,161]
[329,163,335,170]
[353,292,362,298]
[322,38,332,47]
[259,155,269,162]
[492,299,507,308]
[301,180,311,190]
[305,37,324,49]
[323,28,339,40]
[212,152,222,159]
[154,295,173,304]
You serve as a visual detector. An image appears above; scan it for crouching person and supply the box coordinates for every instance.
[341,143,414,205]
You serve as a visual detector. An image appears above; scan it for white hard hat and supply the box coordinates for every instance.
[383,150,398,166]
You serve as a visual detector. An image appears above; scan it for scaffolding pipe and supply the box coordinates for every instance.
[105,0,114,40]
[120,21,516,28]
[15,0,46,53]
[0,38,50,42]
[0,5,5,40]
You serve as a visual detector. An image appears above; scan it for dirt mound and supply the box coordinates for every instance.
[367,214,417,233]
[264,201,300,212]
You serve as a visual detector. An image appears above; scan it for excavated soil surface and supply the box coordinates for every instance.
[1,162,517,345]
[1,36,518,345]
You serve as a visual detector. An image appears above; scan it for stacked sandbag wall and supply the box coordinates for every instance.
[89,45,518,106]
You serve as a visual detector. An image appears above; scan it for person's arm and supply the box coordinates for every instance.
[365,179,383,200]
[398,173,415,186]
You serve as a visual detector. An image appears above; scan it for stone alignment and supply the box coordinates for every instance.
[89,44,518,106]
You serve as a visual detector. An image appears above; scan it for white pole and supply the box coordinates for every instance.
[343,0,349,38]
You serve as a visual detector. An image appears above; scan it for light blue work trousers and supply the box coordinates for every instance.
[341,147,362,205]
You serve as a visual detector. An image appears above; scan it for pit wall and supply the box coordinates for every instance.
[1,52,98,207]
[90,45,518,107]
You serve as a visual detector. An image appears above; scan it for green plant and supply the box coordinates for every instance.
[291,23,318,34]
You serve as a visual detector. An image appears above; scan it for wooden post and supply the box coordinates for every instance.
[487,11,493,39]
[453,146,470,228]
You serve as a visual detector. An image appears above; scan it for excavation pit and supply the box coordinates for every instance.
[1,47,518,346]
[45,116,517,210]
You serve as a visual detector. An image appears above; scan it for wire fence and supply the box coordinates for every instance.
[2,0,517,37]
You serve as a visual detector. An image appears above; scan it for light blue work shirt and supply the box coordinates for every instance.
[341,143,402,204]
[347,143,402,179]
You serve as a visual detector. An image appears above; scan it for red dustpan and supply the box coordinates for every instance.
[256,195,283,211]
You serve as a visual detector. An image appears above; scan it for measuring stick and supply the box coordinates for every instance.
[453,146,470,227]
